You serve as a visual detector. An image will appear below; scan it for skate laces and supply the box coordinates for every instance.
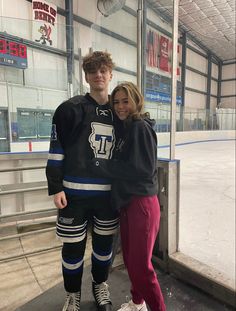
[93,281,111,305]
[62,293,70,311]
[62,292,81,311]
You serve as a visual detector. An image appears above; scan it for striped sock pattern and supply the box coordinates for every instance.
[93,216,119,236]
[62,256,84,275]
[92,248,113,266]
[57,220,88,243]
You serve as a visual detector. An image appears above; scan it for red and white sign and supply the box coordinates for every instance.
[147,29,159,68]
[32,1,57,47]
[159,36,169,72]
[146,28,181,76]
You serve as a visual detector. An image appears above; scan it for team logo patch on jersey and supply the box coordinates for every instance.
[50,124,57,141]
[96,107,113,119]
[89,122,115,159]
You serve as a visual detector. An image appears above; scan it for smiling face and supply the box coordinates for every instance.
[111,82,144,121]
[113,89,134,120]
[85,65,112,92]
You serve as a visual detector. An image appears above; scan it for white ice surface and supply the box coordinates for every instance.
[158,140,235,288]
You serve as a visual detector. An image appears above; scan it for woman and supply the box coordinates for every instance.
[90,82,166,311]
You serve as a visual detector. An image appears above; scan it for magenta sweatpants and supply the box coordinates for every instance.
[120,195,166,311]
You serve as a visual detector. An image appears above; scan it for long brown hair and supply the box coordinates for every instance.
[110,82,144,120]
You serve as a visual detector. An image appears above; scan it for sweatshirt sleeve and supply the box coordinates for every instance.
[90,121,157,181]
[45,101,84,195]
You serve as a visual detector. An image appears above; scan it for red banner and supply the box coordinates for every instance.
[159,36,169,72]
[147,30,159,68]
[147,29,180,75]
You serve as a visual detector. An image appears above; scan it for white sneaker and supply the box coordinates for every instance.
[117,300,148,311]
[62,291,81,311]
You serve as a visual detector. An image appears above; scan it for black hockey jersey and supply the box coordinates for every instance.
[46,93,115,197]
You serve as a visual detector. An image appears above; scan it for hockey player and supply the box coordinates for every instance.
[46,51,119,311]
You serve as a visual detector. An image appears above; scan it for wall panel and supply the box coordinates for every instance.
[222,64,236,79]
[221,81,236,96]
[0,83,8,107]
[186,49,207,74]
[186,70,207,92]
[185,90,206,110]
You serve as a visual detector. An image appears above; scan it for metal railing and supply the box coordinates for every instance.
[145,107,236,132]
[0,154,172,268]
[0,153,58,262]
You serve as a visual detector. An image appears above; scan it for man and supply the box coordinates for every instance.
[46,51,118,311]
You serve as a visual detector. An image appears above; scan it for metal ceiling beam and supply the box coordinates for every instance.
[146,0,222,63]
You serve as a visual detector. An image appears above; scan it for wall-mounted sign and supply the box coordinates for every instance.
[32,1,58,47]
[145,71,182,105]
[147,28,180,76]
[0,38,28,69]
[145,89,182,105]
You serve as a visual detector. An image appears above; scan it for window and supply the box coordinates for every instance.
[17,108,53,140]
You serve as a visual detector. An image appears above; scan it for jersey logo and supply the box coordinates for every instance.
[89,122,115,159]
[99,110,109,116]
[96,107,113,119]
[51,124,57,140]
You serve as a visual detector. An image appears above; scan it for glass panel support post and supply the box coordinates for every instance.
[170,0,179,160]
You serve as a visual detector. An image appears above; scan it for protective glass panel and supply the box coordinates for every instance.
[75,0,137,93]
[147,0,235,292]
[0,17,68,153]
[17,109,37,139]
[145,0,177,160]
[37,111,53,139]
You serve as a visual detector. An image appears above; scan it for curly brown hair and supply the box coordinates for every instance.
[82,51,115,73]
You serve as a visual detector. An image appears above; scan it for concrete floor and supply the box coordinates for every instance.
[16,265,235,311]
[0,221,234,311]
[0,221,62,311]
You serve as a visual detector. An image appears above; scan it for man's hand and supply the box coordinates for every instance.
[54,191,67,209]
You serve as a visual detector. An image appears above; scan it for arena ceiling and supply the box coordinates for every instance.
[147,0,236,62]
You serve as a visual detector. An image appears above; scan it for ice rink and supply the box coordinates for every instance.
[158,139,235,289]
